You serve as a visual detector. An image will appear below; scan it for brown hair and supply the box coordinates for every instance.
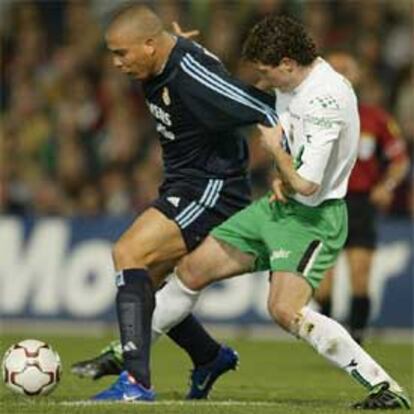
[243,15,317,66]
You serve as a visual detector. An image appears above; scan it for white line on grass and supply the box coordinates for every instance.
[61,400,282,407]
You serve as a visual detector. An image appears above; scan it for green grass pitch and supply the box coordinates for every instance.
[0,333,412,414]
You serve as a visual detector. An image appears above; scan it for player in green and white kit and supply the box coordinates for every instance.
[210,50,357,290]
[150,16,411,410]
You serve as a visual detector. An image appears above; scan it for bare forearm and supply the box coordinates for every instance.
[273,147,319,196]
[257,123,319,197]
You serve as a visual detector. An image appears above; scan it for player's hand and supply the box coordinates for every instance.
[172,21,200,39]
[269,177,287,203]
[269,177,292,203]
[370,184,393,212]
[258,124,284,155]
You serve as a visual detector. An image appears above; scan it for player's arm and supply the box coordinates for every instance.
[178,55,278,130]
[259,95,343,197]
[259,124,320,197]
[370,114,409,210]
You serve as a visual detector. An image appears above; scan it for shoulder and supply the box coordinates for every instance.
[177,37,222,62]
[312,60,355,98]
[176,38,226,77]
[304,67,357,118]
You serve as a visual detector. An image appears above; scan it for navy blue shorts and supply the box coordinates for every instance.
[152,176,251,251]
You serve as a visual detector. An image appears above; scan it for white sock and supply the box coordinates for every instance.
[151,273,201,341]
[295,307,401,392]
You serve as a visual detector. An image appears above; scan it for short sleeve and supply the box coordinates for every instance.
[296,93,343,184]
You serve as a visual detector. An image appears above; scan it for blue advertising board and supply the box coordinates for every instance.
[0,216,412,327]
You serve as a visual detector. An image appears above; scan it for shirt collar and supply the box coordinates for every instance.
[292,57,325,96]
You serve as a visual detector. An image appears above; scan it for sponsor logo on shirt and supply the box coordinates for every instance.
[304,114,340,129]
[147,101,172,126]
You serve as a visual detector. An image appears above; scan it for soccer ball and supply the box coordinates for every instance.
[2,339,61,396]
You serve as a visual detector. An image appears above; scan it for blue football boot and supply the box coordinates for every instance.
[186,345,239,399]
[91,371,155,402]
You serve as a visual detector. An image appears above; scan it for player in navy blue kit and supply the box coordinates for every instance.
[91,5,279,402]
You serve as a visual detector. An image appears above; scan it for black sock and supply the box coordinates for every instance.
[116,268,155,388]
[349,295,371,344]
[319,298,332,317]
[167,314,220,367]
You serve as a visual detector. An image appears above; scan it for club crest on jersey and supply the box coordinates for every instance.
[162,87,171,106]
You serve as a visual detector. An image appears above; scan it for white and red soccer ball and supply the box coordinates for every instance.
[2,339,61,396]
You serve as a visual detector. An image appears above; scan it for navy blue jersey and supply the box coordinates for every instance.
[142,37,278,185]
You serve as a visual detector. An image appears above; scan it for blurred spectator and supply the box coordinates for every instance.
[0,0,412,217]
[393,65,414,216]
[32,177,65,215]
[395,66,414,146]
[303,1,332,50]
[100,166,132,216]
[76,182,103,216]
[203,2,241,66]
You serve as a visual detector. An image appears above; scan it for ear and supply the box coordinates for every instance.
[280,57,297,73]
[144,38,156,55]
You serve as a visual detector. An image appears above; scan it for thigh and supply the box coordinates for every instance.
[269,272,313,310]
[263,199,347,291]
[210,196,272,272]
[315,268,334,303]
[115,207,187,270]
[178,236,255,290]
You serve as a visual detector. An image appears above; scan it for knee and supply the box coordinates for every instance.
[267,298,297,331]
[112,237,152,269]
[176,257,204,291]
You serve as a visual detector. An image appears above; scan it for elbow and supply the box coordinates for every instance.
[292,172,320,196]
[296,181,320,196]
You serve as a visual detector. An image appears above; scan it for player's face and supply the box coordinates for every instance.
[254,59,297,92]
[106,30,156,81]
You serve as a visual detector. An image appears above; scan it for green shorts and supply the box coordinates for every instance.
[211,194,348,290]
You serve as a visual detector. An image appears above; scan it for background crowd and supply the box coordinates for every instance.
[1,0,413,217]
